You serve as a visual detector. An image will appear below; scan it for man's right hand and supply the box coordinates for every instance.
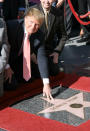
[43,84,54,101]
[56,0,64,8]
[4,67,14,83]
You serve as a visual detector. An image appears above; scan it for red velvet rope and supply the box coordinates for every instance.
[67,0,90,25]
[80,11,90,19]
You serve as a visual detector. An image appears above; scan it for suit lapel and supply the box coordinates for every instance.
[17,21,24,52]
[47,10,55,36]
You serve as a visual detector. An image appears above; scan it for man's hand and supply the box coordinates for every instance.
[31,53,37,64]
[56,0,64,8]
[49,52,59,64]
[43,84,54,100]
[4,67,14,83]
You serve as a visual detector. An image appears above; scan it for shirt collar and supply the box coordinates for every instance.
[24,28,31,37]
[24,27,27,34]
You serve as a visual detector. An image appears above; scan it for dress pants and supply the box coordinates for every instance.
[45,49,60,76]
[48,56,60,76]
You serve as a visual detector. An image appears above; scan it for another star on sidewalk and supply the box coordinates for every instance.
[38,93,90,119]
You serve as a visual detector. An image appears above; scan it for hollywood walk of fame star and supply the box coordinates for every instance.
[38,93,90,119]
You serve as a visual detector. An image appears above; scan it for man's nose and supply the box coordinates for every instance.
[32,23,36,29]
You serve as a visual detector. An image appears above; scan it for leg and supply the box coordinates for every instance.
[31,61,40,79]
[48,56,60,76]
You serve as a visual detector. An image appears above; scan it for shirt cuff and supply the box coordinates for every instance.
[43,78,50,85]
[5,64,10,69]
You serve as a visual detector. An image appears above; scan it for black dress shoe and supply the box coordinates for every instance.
[77,34,90,43]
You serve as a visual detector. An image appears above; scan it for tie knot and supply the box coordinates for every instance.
[44,11,49,16]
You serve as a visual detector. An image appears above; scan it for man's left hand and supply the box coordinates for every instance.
[31,53,37,64]
[49,52,59,64]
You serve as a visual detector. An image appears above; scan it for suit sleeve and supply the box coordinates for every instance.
[0,19,10,73]
[37,44,49,79]
[54,12,68,54]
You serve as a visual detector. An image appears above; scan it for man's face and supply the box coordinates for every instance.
[40,0,54,11]
[25,16,40,35]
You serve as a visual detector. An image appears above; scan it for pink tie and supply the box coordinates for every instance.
[23,33,31,81]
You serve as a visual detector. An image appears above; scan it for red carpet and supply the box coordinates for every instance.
[0,107,89,131]
[0,73,90,131]
[60,73,90,92]
[0,72,90,110]
[0,72,64,109]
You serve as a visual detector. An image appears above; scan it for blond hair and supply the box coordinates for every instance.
[25,7,44,26]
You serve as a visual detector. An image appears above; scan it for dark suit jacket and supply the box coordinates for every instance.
[3,0,25,20]
[6,19,49,79]
[33,3,67,54]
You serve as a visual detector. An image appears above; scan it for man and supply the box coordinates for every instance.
[34,0,67,62]
[31,0,67,86]
[0,18,10,96]
[5,7,53,100]
[28,0,68,99]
